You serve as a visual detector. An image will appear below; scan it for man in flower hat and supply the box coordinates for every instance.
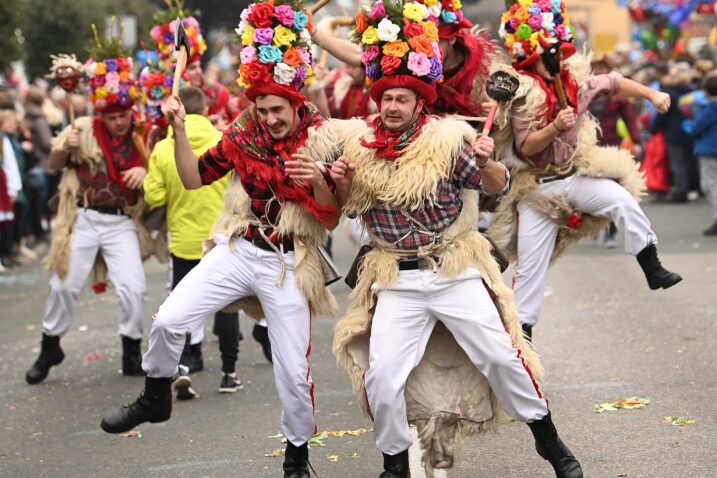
[313,0,498,117]
[488,0,682,340]
[101,3,343,477]
[330,2,582,476]
[25,41,149,385]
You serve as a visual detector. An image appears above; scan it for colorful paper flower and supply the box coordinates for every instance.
[407,51,431,76]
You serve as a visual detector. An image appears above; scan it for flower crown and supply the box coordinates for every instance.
[413,0,466,28]
[356,0,444,87]
[499,0,574,62]
[235,0,316,92]
[139,63,186,124]
[151,16,208,63]
[84,23,139,112]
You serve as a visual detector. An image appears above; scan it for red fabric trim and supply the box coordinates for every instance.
[437,18,473,39]
[92,117,143,188]
[98,103,133,114]
[370,75,437,106]
[359,114,427,161]
[246,79,306,104]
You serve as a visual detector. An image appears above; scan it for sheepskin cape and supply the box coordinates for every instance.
[44,117,161,285]
[206,118,345,319]
[332,116,542,473]
[488,54,646,263]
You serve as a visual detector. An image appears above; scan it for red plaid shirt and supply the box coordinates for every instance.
[362,143,508,250]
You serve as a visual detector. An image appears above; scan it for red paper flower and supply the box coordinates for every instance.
[117,58,131,72]
[566,213,583,229]
[92,282,107,294]
[246,60,272,83]
[249,3,275,28]
[380,55,402,75]
[403,19,425,38]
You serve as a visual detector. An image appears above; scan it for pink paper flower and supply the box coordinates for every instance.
[274,5,295,27]
[240,46,257,64]
[369,1,386,20]
[362,45,380,65]
[407,51,431,77]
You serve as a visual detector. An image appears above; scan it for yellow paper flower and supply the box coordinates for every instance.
[424,0,439,5]
[129,86,139,99]
[362,26,379,45]
[95,86,108,99]
[304,66,315,85]
[453,0,463,9]
[237,75,250,89]
[273,25,297,48]
[501,12,511,24]
[241,26,255,46]
[530,32,539,49]
[505,34,516,48]
[383,40,410,58]
[518,0,532,6]
[95,62,107,76]
[421,21,439,42]
[403,3,425,23]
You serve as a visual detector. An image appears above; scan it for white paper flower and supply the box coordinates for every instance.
[241,6,253,22]
[235,20,249,36]
[273,62,297,85]
[299,28,312,44]
[512,42,525,57]
[428,3,443,18]
[377,18,400,42]
[498,22,506,39]
[105,81,120,94]
[541,12,554,31]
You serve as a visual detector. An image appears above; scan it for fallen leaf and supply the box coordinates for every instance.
[120,430,143,438]
[327,455,340,462]
[595,397,650,413]
[265,448,285,458]
[501,416,516,424]
[83,353,102,362]
[349,453,360,459]
[664,416,696,426]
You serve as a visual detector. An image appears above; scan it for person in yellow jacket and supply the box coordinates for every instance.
[144,86,260,398]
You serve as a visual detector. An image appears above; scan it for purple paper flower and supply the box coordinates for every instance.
[118,91,131,105]
[165,75,174,88]
[427,56,443,81]
[293,65,308,89]
[163,32,174,45]
[254,27,275,45]
[104,59,118,72]
[366,64,382,80]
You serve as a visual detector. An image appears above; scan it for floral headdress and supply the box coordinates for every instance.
[235,0,316,103]
[499,0,576,70]
[139,64,180,125]
[356,0,443,105]
[151,0,207,64]
[84,22,140,113]
[412,0,472,39]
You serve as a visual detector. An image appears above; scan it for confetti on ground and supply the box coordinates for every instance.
[120,430,143,438]
[267,428,373,458]
[349,453,360,459]
[664,416,697,426]
[327,455,340,462]
[319,428,372,438]
[595,397,650,413]
[501,416,516,424]
[8,404,16,412]
[267,433,283,439]
[78,325,89,332]
[83,353,102,362]
[26,324,36,331]
[265,448,285,457]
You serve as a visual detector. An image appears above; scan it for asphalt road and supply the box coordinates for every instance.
[1,200,715,478]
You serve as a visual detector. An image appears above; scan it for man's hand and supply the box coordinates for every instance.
[473,135,495,160]
[330,155,356,188]
[553,107,576,132]
[285,154,325,187]
[162,96,187,133]
[65,127,80,152]
[121,166,147,190]
[651,91,671,114]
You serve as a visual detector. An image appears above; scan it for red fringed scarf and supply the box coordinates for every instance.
[519,68,580,124]
[92,117,144,188]
[222,104,338,227]
[360,114,427,162]
[432,30,496,117]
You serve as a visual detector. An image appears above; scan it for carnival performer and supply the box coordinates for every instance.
[101,3,343,477]
[488,0,682,340]
[143,86,243,397]
[312,0,497,117]
[25,47,149,385]
[331,2,583,477]
[151,10,234,127]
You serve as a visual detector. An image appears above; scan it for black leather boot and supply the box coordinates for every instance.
[283,442,310,478]
[121,336,146,376]
[253,323,273,363]
[528,412,583,478]
[100,377,172,433]
[379,450,410,478]
[636,244,682,290]
[521,323,533,342]
[26,334,65,385]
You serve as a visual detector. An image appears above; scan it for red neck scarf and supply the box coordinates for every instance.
[223,104,338,227]
[519,68,580,124]
[92,117,143,188]
[360,114,427,162]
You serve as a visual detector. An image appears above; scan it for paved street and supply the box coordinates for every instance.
[1,201,715,478]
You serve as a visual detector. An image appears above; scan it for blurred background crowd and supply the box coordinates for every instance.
[2,0,717,272]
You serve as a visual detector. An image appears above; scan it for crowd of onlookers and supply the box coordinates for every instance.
[2,48,716,274]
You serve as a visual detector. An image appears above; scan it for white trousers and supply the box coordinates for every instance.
[42,209,146,339]
[513,175,657,326]
[366,268,548,455]
[142,235,317,446]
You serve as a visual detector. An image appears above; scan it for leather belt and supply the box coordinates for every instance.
[79,204,126,216]
[244,235,294,253]
[398,256,438,271]
[536,168,577,185]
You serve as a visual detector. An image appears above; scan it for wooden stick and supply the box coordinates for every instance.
[310,0,332,15]
[168,45,187,121]
[131,131,150,168]
[554,74,568,109]
[68,95,76,129]
[481,105,498,136]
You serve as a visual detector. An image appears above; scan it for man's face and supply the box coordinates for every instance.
[101,109,133,137]
[380,88,423,132]
[1,113,17,133]
[255,95,298,140]
[186,61,204,87]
